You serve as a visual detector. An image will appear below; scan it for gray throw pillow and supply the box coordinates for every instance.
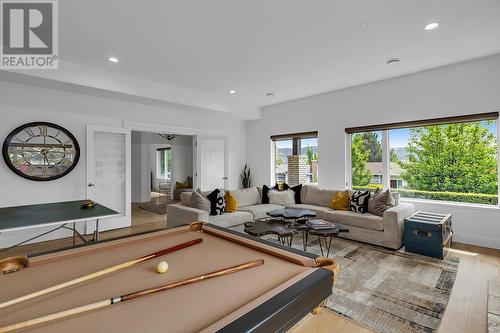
[187,190,210,213]
[368,189,395,217]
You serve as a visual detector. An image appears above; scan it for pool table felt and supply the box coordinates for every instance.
[0,225,324,332]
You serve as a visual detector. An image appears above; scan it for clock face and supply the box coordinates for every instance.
[2,122,80,181]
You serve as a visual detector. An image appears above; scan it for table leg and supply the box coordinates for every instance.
[317,236,324,256]
[72,222,76,247]
[94,219,100,242]
[326,235,334,257]
[302,230,309,252]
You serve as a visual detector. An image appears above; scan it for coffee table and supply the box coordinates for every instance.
[267,208,316,224]
[243,219,296,246]
[308,223,349,257]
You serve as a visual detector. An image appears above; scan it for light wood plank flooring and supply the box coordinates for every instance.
[1,202,498,333]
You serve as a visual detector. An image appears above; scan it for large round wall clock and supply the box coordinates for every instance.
[2,122,80,181]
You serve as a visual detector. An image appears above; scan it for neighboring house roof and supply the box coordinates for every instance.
[366,162,403,176]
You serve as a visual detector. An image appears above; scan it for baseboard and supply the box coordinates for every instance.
[453,232,500,250]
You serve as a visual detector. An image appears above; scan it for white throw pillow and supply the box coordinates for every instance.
[268,189,296,205]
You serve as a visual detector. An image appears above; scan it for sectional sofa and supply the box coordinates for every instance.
[166,185,414,249]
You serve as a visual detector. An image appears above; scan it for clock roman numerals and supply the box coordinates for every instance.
[4,123,79,181]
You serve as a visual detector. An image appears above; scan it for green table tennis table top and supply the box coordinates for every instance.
[0,200,120,232]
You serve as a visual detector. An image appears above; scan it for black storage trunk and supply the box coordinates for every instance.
[404,211,452,259]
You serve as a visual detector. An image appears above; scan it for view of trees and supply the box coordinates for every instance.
[351,134,372,186]
[306,145,318,165]
[400,122,498,195]
[351,121,498,204]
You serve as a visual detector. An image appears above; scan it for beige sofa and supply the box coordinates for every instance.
[166,185,414,249]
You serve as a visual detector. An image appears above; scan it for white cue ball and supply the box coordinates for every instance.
[156,261,169,274]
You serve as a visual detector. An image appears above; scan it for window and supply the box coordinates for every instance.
[271,131,318,185]
[157,147,172,180]
[350,131,382,191]
[348,113,499,205]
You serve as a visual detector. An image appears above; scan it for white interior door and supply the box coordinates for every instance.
[196,136,228,191]
[86,125,131,233]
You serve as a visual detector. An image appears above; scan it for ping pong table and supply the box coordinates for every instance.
[0,200,120,251]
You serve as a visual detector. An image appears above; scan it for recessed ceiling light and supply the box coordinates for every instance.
[266,92,276,97]
[107,57,119,63]
[228,90,236,94]
[386,57,401,65]
[424,22,439,31]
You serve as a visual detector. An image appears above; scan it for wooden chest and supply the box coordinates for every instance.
[404,211,452,259]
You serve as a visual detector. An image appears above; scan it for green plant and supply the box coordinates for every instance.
[241,164,252,188]
[396,188,498,205]
[351,134,372,186]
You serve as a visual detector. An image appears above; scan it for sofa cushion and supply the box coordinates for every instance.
[330,191,350,210]
[268,189,296,205]
[209,211,253,228]
[238,204,284,219]
[224,191,238,213]
[230,187,261,207]
[285,204,333,219]
[323,210,384,231]
[187,190,210,213]
[368,189,395,216]
[261,185,271,204]
[349,190,371,213]
[303,185,338,207]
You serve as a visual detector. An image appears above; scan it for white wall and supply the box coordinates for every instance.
[247,54,500,249]
[0,79,246,247]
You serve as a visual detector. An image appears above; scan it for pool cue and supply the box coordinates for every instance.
[0,238,203,310]
[0,259,264,333]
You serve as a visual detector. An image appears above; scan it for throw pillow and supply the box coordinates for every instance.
[368,189,395,217]
[224,191,238,213]
[268,189,296,205]
[349,190,371,213]
[290,184,302,204]
[176,181,189,189]
[261,184,271,204]
[207,189,226,216]
[330,191,350,210]
[187,176,193,187]
[187,190,210,213]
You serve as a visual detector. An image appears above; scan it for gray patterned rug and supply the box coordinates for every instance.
[230,225,459,333]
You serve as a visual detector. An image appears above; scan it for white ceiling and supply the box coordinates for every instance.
[6,0,500,119]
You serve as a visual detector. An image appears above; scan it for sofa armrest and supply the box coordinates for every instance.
[166,204,209,228]
[382,203,414,249]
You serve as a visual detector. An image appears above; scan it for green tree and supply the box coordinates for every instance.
[306,145,318,165]
[351,134,372,186]
[400,122,498,194]
[390,149,399,162]
[360,132,382,162]
[275,148,284,167]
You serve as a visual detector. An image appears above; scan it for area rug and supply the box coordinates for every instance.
[488,280,500,333]
[230,225,459,333]
[138,203,167,215]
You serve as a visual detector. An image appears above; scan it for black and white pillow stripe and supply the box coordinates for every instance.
[349,190,371,213]
[207,189,226,216]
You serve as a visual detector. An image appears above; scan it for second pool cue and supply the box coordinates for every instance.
[0,238,203,310]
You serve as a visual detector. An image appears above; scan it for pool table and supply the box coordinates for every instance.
[0,223,337,333]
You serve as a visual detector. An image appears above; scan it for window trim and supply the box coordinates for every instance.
[345,112,498,134]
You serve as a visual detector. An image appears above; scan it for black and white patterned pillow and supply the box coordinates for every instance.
[349,190,371,213]
[207,189,226,216]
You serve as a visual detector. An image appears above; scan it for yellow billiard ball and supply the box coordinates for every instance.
[156,261,169,274]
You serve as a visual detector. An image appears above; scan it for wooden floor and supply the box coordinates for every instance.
[1,200,498,333]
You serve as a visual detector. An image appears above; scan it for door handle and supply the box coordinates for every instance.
[88,183,96,187]
[222,177,228,180]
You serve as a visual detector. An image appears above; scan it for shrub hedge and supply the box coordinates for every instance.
[353,185,498,205]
